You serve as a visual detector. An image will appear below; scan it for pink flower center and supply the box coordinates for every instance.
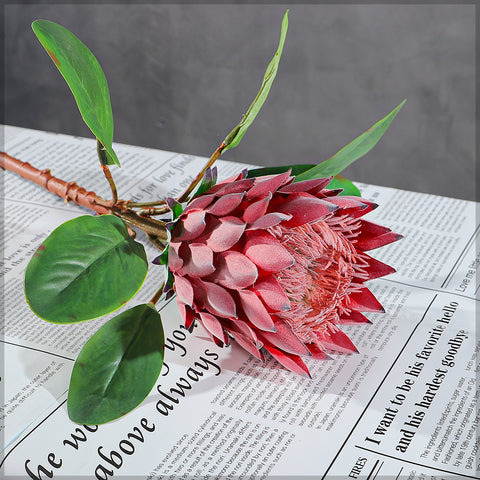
[270,217,369,343]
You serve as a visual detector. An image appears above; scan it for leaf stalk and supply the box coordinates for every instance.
[149,282,165,306]
[97,140,118,205]
[177,142,226,203]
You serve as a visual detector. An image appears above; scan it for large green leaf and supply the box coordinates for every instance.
[68,304,164,424]
[223,10,289,150]
[295,100,406,182]
[32,20,120,166]
[24,215,148,323]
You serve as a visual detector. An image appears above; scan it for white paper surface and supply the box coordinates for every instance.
[1,126,478,479]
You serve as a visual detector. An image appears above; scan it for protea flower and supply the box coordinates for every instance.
[168,171,401,376]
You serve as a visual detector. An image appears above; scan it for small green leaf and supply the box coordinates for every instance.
[24,215,148,323]
[170,201,184,219]
[154,246,170,266]
[32,19,119,166]
[295,100,406,182]
[193,167,217,198]
[223,10,289,150]
[327,174,361,196]
[68,304,164,424]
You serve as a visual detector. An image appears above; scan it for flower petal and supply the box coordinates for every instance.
[174,210,207,241]
[317,326,358,354]
[242,193,271,223]
[258,318,310,356]
[278,177,332,194]
[238,289,275,332]
[306,342,332,360]
[337,311,371,324]
[193,279,236,318]
[358,219,393,237]
[178,303,196,331]
[355,232,403,251]
[168,242,184,272]
[246,212,292,230]
[232,332,265,360]
[199,312,228,343]
[246,171,292,199]
[210,178,255,196]
[214,251,258,289]
[264,345,311,377]
[348,287,385,312]
[359,254,396,280]
[184,193,216,212]
[271,193,338,227]
[254,276,291,312]
[353,219,403,252]
[204,216,246,252]
[179,243,215,277]
[174,275,194,306]
[321,188,344,197]
[326,196,378,218]
[224,318,260,345]
[206,192,244,216]
[243,231,294,272]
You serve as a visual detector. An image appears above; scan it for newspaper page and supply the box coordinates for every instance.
[1,126,478,479]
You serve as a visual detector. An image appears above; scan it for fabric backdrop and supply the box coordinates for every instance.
[4,3,476,200]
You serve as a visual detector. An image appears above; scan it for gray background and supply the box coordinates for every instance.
[4,3,476,200]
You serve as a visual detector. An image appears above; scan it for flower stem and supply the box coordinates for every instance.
[113,208,169,241]
[101,164,118,205]
[149,282,165,306]
[1,151,111,215]
[97,140,118,205]
[138,206,170,216]
[126,199,168,208]
[2,151,170,242]
[177,142,226,203]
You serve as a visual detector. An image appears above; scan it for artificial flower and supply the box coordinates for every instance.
[168,171,401,376]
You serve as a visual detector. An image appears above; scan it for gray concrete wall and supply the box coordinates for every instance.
[4,4,476,200]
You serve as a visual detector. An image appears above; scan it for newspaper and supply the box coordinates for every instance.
[1,125,478,479]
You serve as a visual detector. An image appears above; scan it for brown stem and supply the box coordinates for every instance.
[177,142,225,203]
[101,164,118,205]
[2,151,169,242]
[127,199,168,208]
[138,206,170,216]
[97,139,118,205]
[113,208,169,241]
[1,152,111,215]
[149,282,165,306]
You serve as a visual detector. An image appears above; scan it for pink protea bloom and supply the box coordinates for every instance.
[168,171,402,376]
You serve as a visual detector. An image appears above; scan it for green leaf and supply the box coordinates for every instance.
[295,100,406,182]
[154,246,170,266]
[193,167,218,198]
[327,174,361,196]
[24,215,148,323]
[68,304,164,424]
[32,20,120,166]
[223,10,289,150]
[170,201,184,219]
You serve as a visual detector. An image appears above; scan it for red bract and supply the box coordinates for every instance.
[168,172,402,376]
